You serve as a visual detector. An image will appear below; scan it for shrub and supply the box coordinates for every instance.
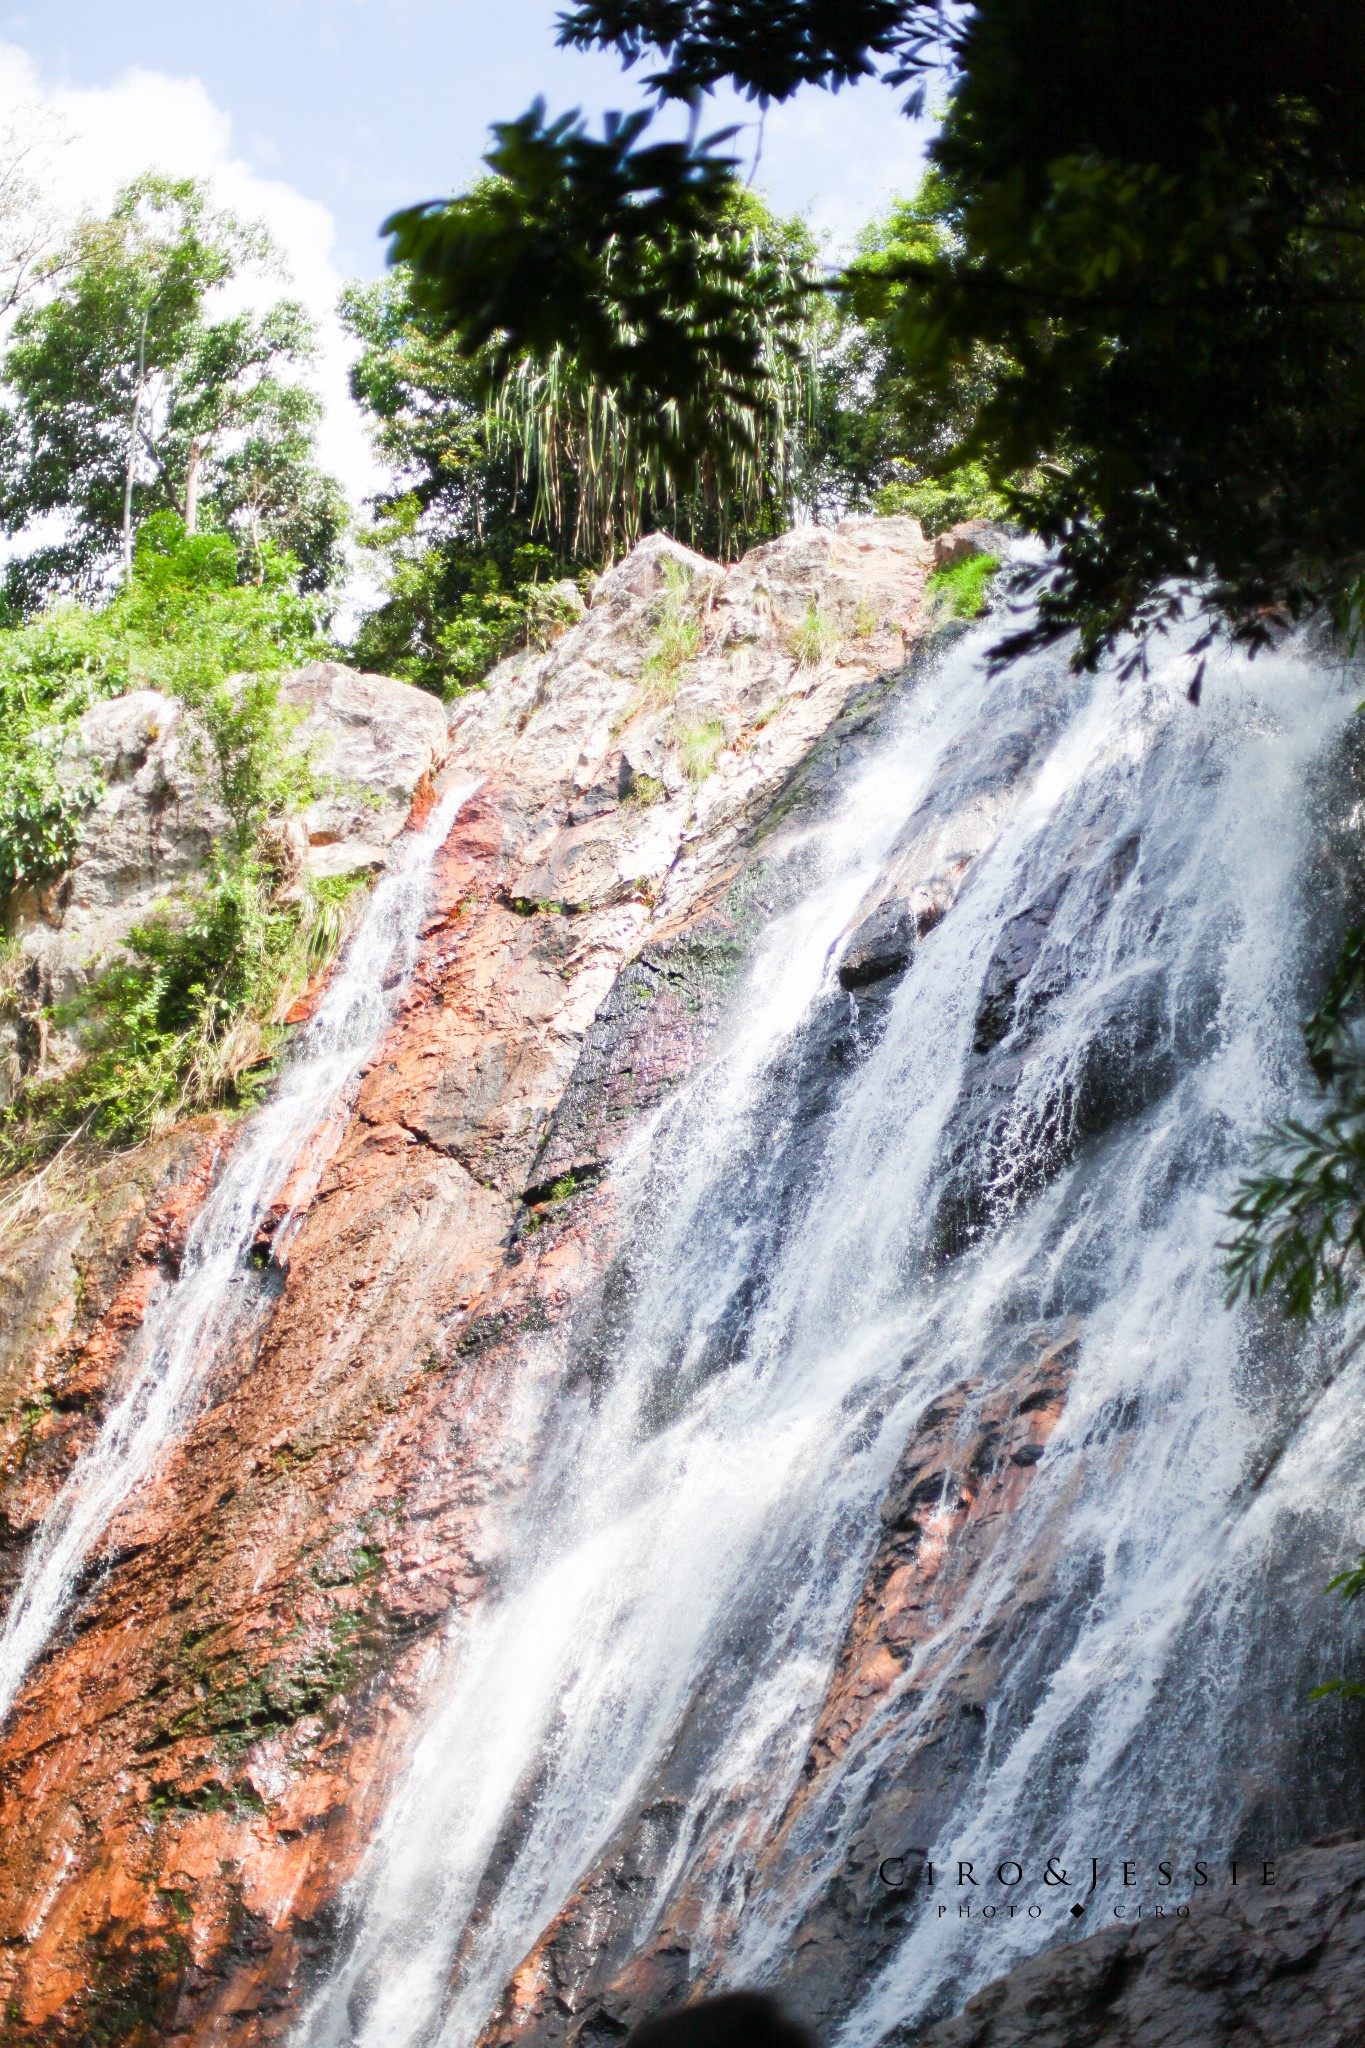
[4,865,368,1160]
[790,601,841,669]
[874,461,1008,537]
[0,518,352,1166]
[0,747,102,898]
[926,552,1000,620]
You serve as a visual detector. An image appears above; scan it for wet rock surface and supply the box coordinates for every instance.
[0,520,938,2043]
[0,1123,226,1609]
[480,1329,1083,2048]
[911,1834,1365,2048]
[2,516,1352,2048]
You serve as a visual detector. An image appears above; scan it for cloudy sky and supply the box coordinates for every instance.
[0,3,930,508]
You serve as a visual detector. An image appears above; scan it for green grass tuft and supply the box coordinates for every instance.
[677,717,726,784]
[789,600,841,669]
[625,771,666,808]
[640,558,704,697]
[926,551,1001,619]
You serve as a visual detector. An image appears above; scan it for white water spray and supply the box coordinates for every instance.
[0,779,476,1729]
[298,611,1365,2048]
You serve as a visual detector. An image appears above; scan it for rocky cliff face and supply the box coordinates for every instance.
[0,517,1011,2044]
[0,661,448,1097]
[913,1833,1365,2048]
[2,515,1358,2048]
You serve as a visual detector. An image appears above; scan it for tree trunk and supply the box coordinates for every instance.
[183,438,202,537]
[122,307,149,581]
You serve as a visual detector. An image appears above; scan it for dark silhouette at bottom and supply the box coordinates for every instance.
[626,1993,816,2048]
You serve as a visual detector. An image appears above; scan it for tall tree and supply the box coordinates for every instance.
[384,110,814,552]
[344,183,813,694]
[0,173,345,610]
[341,267,556,694]
[384,0,1365,667]
[0,110,69,320]
[808,177,1009,532]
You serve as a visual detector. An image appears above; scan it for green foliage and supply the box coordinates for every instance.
[1223,1114,1365,1321]
[342,270,551,693]
[435,0,1365,664]
[0,172,344,608]
[789,601,841,669]
[0,517,323,846]
[342,271,593,694]
[4,861,355,1158]
[489,186,815,561]
[0,514,321,903]
[1223,930,1365,1318]
[889,101,1365,665]
[556,0,936,103]
[385,122,816,559]
[808,182,1019,525]
[874,460,1007,537]
[677,715,725,783]
[0,744,101,897]
[385,106,813,508]
[0,521,349,1164]
[926,552,1000,620]
[522,1162,605,1229]
[640,557,704,694]
[347,180,816,704]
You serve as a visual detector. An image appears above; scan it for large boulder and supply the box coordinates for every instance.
[0,664,448,1092]
[914,1834,1365,2048]
[448,517,934,917]
[281,661,448,879]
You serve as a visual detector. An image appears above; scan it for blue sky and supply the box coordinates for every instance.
[4,0,929,277]
[0,4,931,521]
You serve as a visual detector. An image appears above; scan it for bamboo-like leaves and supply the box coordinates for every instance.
[488,208,812,558]
[385,106,815,545]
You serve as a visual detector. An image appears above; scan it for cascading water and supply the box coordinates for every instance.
[0,777,476,1729]
[299,592,1365,2048]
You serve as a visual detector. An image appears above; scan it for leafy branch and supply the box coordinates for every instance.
[1223,928,1365,1318]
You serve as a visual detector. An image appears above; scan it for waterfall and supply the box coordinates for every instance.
[299,598,1365,2048]
[0,778,476,1730]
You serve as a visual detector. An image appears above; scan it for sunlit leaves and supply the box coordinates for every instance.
[383,104,813,507]
[555,0,947,105]
[0,174,344,607]
[1223,930,1365,1318]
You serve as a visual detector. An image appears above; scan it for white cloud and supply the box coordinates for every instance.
[752,89,932,255]
[0,41,381,518]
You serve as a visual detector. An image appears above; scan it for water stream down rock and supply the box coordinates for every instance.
[1,517,1364,2048]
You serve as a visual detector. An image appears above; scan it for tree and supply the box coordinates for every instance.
[383,108,814,548]
[341,267,562,694]
[808,177,1010,532]
[344,183,812,694]
[491,181,815,559]
[0,109,69,320]
[384,0,1365,666]
[0,173,345,610]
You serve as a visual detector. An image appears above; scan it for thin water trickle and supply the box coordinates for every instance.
[294,606,1365,2048]
[0,779,477,1730]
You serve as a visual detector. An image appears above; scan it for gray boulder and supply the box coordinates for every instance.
[914,1834,1365,2048]
[1,664,448,1092]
